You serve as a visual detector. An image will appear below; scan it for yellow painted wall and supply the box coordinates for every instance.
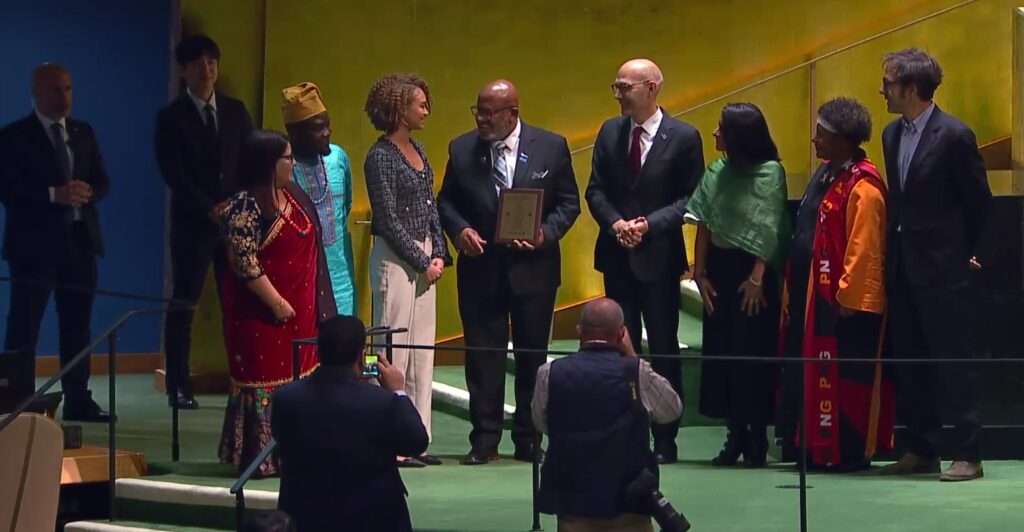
[184,0,1018,360]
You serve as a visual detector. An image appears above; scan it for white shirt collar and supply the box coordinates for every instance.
[34,107,66,132]
[187,87,217,114]
[631,107,663,136]
[493,119,522,152]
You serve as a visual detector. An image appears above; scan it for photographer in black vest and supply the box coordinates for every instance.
[532,298,687,532]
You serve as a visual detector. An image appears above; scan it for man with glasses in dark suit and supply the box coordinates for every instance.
[585,58,704,464]
[438,80,580,465]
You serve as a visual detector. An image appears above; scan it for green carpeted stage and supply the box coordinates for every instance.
[58,370,1024,532]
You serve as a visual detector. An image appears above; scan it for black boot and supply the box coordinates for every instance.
[745,424,768,468]
[711,421,747,466]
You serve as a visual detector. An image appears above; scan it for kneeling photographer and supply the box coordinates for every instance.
[532,298,689,532]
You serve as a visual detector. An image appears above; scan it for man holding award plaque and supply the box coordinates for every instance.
[438,80,580,465]
[585,59,705,464]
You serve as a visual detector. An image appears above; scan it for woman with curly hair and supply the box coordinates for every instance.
[217,130,337,476]
[363,74,449,467]
[778,97,894,471]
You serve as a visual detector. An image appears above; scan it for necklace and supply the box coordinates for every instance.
[293,156,330,204]
[278,190,313,237]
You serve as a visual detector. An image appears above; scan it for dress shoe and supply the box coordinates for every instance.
[63,396,113,423]
[712,425,746,466]
[418,453,443,466]
[874,452,940,475]
[461,450,499,465]
[168,391,200,410]
[655,451,678,465]
[655,443,678,465]
[513,446,545,463]
[397,456,427,468]
[940,461,984,482]
[744,426,768,468]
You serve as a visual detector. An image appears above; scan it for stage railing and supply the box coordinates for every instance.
[0,276,192,522]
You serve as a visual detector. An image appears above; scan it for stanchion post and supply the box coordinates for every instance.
[532,431,543,531]
[108,329,119,522]
[799,357,809,532]
[171,403,180,462]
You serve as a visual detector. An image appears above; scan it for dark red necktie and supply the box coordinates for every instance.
[628,126,644,182]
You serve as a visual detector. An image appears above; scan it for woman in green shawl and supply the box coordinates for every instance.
[686,103,791,467]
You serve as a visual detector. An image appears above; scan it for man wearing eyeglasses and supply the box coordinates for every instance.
[585,58,704,464]
[438,79,581,466]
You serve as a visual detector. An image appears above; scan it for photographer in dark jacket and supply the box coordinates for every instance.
[533,298,683,532]
[272,316,428,532]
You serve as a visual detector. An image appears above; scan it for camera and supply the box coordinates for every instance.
[626,469,691,532]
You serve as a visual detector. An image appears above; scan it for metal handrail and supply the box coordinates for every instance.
[569,0,978,156]
[0,306,179,523]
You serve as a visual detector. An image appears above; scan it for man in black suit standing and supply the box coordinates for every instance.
[877,48,991,482]
[438,80,580,465]
[155,35,253,409]
[585,59,704,464]
[272,315,428,532]
[1,63,110,421]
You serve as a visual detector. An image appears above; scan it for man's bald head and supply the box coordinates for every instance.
[475,79,520,141]
[617,59,664,87]
[578,298,626,343]
[32,63,72,120]
[612,58,662,122]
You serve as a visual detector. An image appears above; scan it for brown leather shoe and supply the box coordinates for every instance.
[874,452,940,475]
[940,461,983,482]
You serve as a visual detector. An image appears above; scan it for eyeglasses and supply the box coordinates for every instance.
[881,77,900,90]
[279,154,295,162]
[470,105,516,119]
[610,80,652,96]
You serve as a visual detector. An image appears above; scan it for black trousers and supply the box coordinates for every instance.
[603,271,682,450]
[163,223,223,397]
[889,265,981,462]
[459,273,556,453]
[4,223,97,404]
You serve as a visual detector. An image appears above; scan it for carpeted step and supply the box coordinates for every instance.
[65,520,227,532]
[103,478,277,530]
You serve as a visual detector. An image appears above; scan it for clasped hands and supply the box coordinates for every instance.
[612,217,649,248]
[54,180,93,207]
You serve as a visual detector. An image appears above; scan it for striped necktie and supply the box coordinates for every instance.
[493,142,510,191]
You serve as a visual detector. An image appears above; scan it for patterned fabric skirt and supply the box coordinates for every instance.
[218,385,279,477]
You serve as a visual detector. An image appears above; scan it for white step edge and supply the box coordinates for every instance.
[432,380,515,417]
[115,477,277,509]
[65,523,165,532]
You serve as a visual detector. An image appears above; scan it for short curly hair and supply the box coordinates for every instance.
[364,74,432,132]
[818,97,872,146]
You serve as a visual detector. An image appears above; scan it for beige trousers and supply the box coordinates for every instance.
[370,236,436,441]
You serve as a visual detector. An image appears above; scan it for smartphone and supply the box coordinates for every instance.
[361,353,380,378]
